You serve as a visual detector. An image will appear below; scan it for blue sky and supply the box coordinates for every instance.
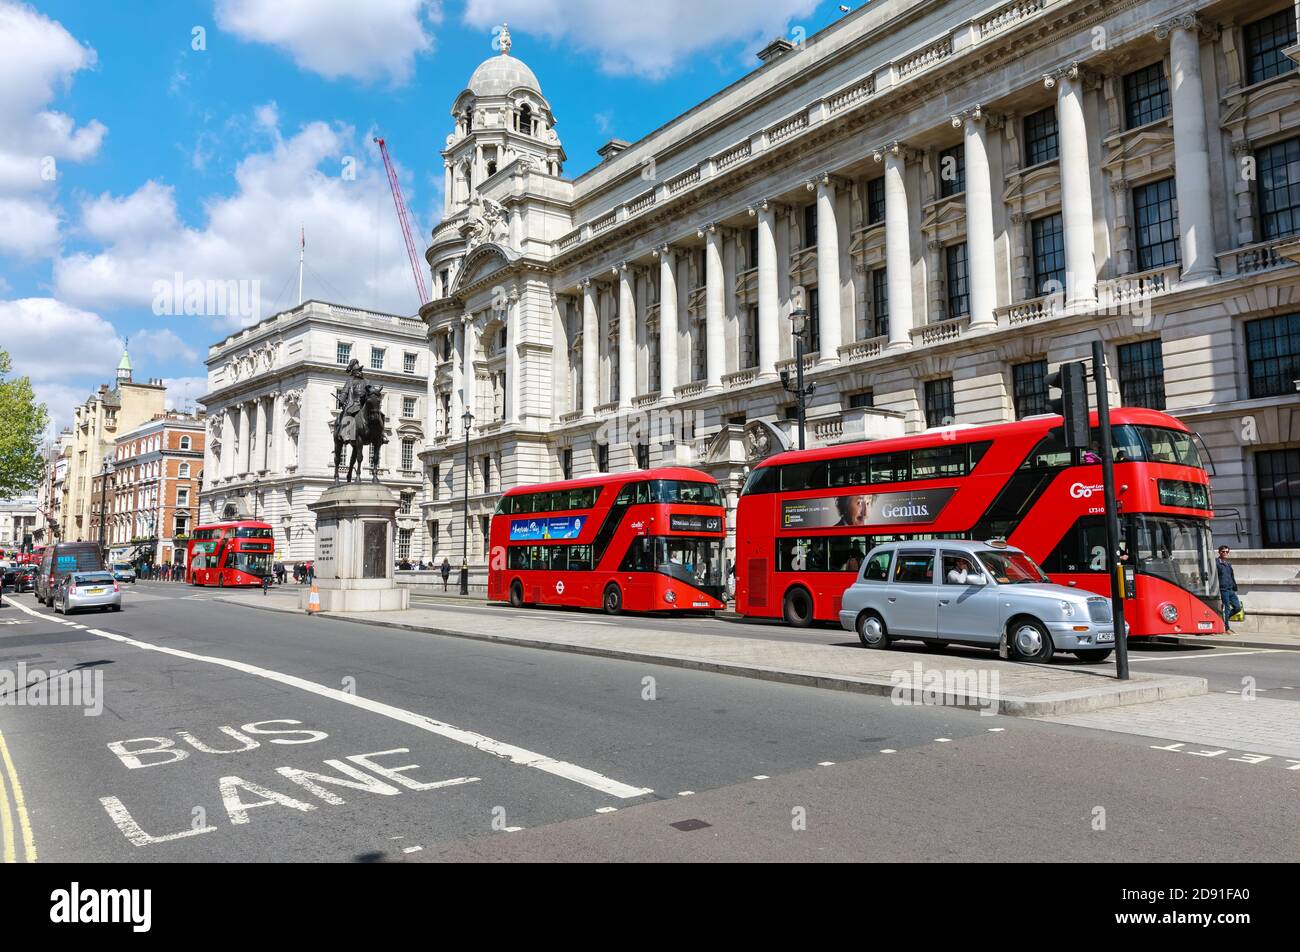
[0,0,849,433]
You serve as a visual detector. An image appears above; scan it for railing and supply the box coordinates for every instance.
[897,36,951,79]
[590,211,616,234]
[978,0,1045,38]
[559,410,584,424]
[911,316,969,345]
[673,381,707,399]
[667,166,701,195]
[1225,237,1298,275]
[633,392,660,407]
[1095,265,1178,309]
[557,229,581,251]
[996,294,1059,326]
[768,111,809,145]
[828,77,874,114]
[838,336,885,362]
[775,353,818,373]
[716,141,752,172]
[594,400,619,415]
[722,369,757,388]
[628,189,656,215]
[813,417,844,443]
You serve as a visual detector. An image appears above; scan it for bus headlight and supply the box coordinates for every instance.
[664,590,677,605]
[1159,602,1179,624]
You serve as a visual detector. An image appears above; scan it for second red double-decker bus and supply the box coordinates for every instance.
[186,519,275,587]
[488,467,727,613]
[736,408,1223,638]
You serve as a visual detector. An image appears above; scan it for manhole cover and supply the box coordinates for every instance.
[669,818,711,832]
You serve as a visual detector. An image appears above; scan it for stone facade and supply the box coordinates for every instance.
[198,300,429,563]
[421,0,1300,569]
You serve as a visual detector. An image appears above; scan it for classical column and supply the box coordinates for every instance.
[270,391,284,472]
[701,223,725,389]
[506,288,521,423]
[222,407,236,480]
[256,398,269,472]
[875,142,916,349]
[443,161,453,217]
[751,201,780,378]
[655,246,679,397]
[238,402,252,476]
[450,320,465,429]
[581,279,598,417]
[811,173,844,358]
[1162,16,1219,279]
[956,107,999,328]
[618,264,636,408]
[462,316,478,425]
[1048,65,1098,306]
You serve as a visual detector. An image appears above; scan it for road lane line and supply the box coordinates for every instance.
[0,730,35,863]
[0,595,652,800]
[0,751,14,863]
[1128,649,1282,662]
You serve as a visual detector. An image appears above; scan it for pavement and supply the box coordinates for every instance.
[220,587,1206,717]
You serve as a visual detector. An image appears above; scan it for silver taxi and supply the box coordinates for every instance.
[55,571,123,615]
[838,540,1115,663]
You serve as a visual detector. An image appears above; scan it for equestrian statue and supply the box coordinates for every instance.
[333,358,388,482]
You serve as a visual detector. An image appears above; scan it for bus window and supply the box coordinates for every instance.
[828,456,868,488]
[912,444,966,480]
[870,452,910,484]
[1137,427,1201,468]
[568,545,592,571]
[829,535,869,572]
[780,462,828,492]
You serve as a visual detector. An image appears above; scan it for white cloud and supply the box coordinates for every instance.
[133,328,199,367]
[54,110,426,325]
[215,0,442,84]
[162,376,207,414]
[0,297,124,429]
[462,0,819,78]
[0,0,106,257]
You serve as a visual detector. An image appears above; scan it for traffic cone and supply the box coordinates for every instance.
[307,582,320,616]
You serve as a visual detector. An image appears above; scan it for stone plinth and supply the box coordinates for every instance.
[299,482,410,612]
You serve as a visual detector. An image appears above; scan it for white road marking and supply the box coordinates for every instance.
[401,845,423,854]
[752,775,769,780]
[595,806,617,814]
[987,728,1005,732]
[677,791,695,797]
[880,749,897,754]
[817,761,835,767]
[0,596,653,800]
[1129,649,1282,662]
[935,738,952,743]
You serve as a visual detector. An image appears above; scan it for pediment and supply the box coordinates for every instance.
[452,243,517,294]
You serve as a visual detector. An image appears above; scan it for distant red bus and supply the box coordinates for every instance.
[735,408,1223,638]
[186,520,274,587]
[488,467,727,614]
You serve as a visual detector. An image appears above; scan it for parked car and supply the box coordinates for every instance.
[111,562,137,584]
[55,571,122,615]
[36,542,106,607]
[10,566,36,593]
[839,540,1117,663]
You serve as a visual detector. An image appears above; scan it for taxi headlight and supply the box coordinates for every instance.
[1058,600,1076,618]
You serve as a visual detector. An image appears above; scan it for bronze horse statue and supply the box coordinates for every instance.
[333,385,387,482]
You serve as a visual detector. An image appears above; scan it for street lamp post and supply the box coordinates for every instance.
[779,285,817,450]
[97,456,114,557]
[460,409,474,595]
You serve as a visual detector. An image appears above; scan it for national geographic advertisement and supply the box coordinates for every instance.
[509,515,587,542]
[780,488,957,529]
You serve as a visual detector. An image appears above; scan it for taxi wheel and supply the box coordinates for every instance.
[509,580,526,608]
[1008,618,1055,663]
[603,584,623,616]
[1074,648,1112,664]
[782,587,814,627]
[856,611,891,649]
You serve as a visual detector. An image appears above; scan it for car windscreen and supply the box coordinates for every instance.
[976,550,1049,584]
[73,573,115,584]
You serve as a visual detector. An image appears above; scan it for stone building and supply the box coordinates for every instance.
[89,413,205,567]
[61,348,168,542]
[418,2,1300,575]
[198,300,429,562]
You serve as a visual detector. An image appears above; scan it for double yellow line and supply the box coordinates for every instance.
[0,728,36,863]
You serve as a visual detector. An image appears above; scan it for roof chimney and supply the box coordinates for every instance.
[597,138,631,162]
[757,38,796,64]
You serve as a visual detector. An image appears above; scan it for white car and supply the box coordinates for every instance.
[838,540,1116,663]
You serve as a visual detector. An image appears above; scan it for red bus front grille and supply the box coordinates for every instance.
[748,558,768,607]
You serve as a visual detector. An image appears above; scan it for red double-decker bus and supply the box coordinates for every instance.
[186,520,275,587]
[488,467,727,614]
[736,408,1223,638]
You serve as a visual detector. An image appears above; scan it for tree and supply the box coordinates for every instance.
[0,349,49,499]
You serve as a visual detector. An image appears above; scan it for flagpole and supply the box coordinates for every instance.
[298,225,305,305]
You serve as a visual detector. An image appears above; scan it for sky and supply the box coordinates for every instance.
[0,0,851,436]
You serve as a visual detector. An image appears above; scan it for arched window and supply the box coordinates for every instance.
[517,103,533,135]
[178,463,190,479]
[180,435,191,450]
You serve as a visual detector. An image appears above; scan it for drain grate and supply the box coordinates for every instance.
[669,818,712,832]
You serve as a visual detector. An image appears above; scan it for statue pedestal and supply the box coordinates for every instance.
[299,483,410,613]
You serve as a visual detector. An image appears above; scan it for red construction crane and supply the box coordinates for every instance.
[373,136,430,307]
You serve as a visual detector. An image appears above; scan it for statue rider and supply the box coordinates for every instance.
[335,358,368,445]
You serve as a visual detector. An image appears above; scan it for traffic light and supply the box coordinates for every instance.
[1047,360,1090,449]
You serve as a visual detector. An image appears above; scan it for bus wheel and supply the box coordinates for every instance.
[509,580,526,608]
[782,587,814,627]
[603,584,623,616]
[856,611,890,649]
[1073,648,1113,664]
[1008,617,1054,663]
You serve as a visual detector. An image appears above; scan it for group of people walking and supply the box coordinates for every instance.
[135,563,185,581]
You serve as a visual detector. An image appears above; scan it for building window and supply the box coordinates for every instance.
[403,352,418,374]
[174,514,188,537]
[1244,9,1297,85]
[848,390,874,409]
[596,442,609,472]
[178,463,190,478]
[402,396,417,418]
[336,342,352,365]
[1022,107,1059,166]
[401,439,415,470]
[866,177,885,225]
[945,243,970,318]
[400,492,413,515]
[480,456,491,493]
[398,528,412,560]
[747,227,758,269]
[803,203,818,249]
[805,287,820,353]
[1133,178,1180,270]
[1031,213,1066,295]
[1246,312,1300,398]
[1012,360,1049,419]
[635,442,650,469]
[430,464,441,499]
[1256,449,1300,547]
[743,305,759,369]
[938,145,965,197]
[370,347,385,370]
[480,515,491,554]
[870,268,888,338]
[1117,338,1167,410]
[179,436,191,450]
[1123,62,1170,129]
[430,520,439,550]
[924,378,955,428]
[176,487,190,507]
[560,448,573,480]
[441,334,453,361]
[1257,136,1300,240]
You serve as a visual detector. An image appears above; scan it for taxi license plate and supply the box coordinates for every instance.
[87,587,105,594]
[1098,630,1115,642]
[1198,621,1214,631]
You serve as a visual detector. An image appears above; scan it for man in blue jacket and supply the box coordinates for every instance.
[1217,546,1241,632]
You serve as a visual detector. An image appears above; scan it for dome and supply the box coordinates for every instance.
[467,53,540,97]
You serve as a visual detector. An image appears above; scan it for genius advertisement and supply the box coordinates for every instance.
[779,488,957,529]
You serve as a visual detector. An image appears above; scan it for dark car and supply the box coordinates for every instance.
[36,543,106,607]
[11,566,36,593]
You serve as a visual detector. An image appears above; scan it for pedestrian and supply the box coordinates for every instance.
[306,561,315,584]
[1217,545,1242,632]
[293,562,302,584]
[440,557,451,592]
[262,571,272,596]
